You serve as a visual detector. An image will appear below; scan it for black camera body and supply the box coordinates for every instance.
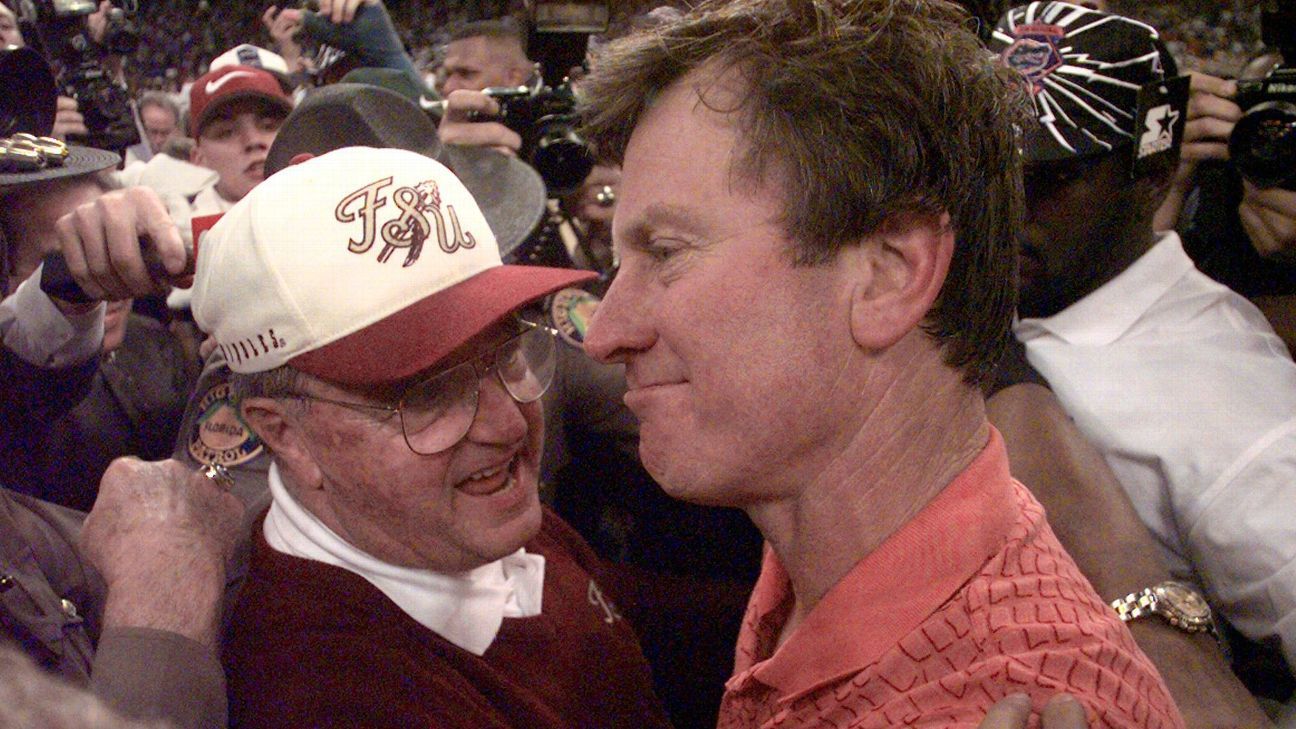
[480,0,608,196]
[1229,5,1296,190]
[16,0,139,152]
[484,80,590,196]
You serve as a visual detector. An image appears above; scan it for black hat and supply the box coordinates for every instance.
[991,2,1184,164]
[265,83,544,259]
[0,135,119,194]
[0,47,56,141]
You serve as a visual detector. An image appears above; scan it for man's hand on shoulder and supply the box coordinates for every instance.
[80,458,244,648]
[979,694,1089,729]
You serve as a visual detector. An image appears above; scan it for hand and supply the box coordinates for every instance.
[1240,182,1296,263]
[54,186,189,302]
[312,0,378,24]
[1154,73,1242,230]
[437,89,522,155]
[51,96,87,141]
[261,5,303,51]
[1180,72,1241,164]
[978,694,1088,729]
[570,164,622,226]
[85,0,111,45]
[80,458,245,647]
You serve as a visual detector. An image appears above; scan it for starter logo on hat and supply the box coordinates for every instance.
[336,176,477,268]
[1001,23,1065,95]
[1138,104,1179,159]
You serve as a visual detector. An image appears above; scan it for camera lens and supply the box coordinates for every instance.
[1230,100,1296,190]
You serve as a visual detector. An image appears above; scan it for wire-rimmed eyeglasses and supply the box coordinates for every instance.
[291,317,557,454]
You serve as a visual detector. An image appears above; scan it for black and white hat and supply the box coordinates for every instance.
[991,2,1187,166]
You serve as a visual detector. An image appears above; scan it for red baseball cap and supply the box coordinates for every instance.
[189,65,292,137]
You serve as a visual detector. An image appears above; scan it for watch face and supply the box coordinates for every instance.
[1156,581,1212,622]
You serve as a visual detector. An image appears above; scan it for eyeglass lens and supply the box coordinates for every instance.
[399,326,556,454]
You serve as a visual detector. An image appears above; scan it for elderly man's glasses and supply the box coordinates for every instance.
[293,318,557,454]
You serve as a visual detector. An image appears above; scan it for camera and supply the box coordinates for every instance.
[1229,4,1296,190]
[15,0,140,152]
[480,0,608,195]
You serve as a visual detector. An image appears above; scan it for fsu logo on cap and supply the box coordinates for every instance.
[335,176,478,268]
[1002,24,1065,96]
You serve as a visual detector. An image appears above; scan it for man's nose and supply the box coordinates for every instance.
[584,269,653,365]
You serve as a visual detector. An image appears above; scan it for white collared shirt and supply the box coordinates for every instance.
[263,463,545,656]
[1015,232,1296,671]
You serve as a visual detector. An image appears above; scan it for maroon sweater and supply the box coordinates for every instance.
[224,508,672,728]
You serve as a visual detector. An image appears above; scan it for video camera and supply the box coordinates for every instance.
[14,0,140,152]
[1230,3,1296,190]
[481,0,607,195]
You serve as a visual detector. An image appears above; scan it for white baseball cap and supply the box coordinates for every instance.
[211,44,290,76]
[190,146,593,385]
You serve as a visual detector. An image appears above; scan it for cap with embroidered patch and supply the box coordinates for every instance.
[189,146,593,384]
[990,2,1183,163]
[189,65,293,138]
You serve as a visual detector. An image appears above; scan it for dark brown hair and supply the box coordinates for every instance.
[581,0,1028,385]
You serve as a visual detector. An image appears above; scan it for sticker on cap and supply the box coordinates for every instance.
[1002,23,1065,96]
[188,382,264,467]
[549,287,601,347]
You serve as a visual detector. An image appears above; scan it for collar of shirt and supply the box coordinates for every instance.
[731,427,1017,700]
[1015,231,1195,347]
[262,463,545,656]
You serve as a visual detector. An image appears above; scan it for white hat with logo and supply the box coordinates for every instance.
[190,146,593,384]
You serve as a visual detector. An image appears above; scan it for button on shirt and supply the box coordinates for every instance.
[1015,232,1296,672]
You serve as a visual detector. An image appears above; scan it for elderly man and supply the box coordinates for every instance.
[580,0,1182,725]
[200,147,669,728]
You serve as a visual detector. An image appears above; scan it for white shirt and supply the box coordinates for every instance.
[0,267,103,368]
[1015,232,1296,671]
[262,463,546,656]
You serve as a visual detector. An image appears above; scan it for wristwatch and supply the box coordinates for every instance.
[1110,581,1215,634]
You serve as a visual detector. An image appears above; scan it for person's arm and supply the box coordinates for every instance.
[287,0,419,80]
[81,458,243,729]
[987,383,1272,729]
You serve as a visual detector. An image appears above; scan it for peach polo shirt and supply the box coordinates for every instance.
[719,429,1184,729]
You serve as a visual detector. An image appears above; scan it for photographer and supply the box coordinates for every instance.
[1152,8,1296,353]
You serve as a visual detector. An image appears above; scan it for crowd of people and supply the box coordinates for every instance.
[2,0,1296,727]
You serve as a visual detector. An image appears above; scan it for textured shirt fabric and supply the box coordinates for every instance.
[1015,232,1296,671]
[719,430,1183,729]
[225,507,672,729]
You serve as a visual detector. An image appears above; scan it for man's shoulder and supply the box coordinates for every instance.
[801,483,1180,726]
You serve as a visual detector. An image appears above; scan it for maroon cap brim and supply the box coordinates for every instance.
[289,264,596,385]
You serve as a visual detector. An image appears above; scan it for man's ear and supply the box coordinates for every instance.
[240,397,323,489]
[190,143,205,167]
[845,212,954,351]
